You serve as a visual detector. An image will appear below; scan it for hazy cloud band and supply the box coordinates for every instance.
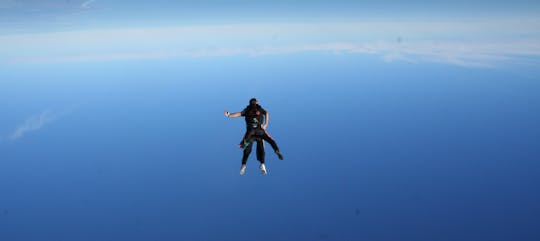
[1,19,539,67]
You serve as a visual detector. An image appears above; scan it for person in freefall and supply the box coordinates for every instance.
[224,98,284,175]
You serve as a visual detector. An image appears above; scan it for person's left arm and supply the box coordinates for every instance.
[262,112,269,129]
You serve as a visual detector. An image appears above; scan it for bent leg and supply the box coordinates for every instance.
[262,130,284,160]
[261,130,280,152]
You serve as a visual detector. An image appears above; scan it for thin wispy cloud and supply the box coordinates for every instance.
[81,0,95,9]
[8,40,540,68]
[383,52,415,63]
[0,0,97,32]
[1,19,539,67]
[9,110,59,140]
[0,0,96,13]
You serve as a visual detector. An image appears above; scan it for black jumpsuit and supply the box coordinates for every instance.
[240,104,280,164]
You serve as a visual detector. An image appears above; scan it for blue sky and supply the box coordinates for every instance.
[1,1,540,241]
[2,0,540,31]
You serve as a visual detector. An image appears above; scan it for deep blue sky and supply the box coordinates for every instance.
[1,1,540,241]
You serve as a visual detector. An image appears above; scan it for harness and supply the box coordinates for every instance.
[245,106,264,129]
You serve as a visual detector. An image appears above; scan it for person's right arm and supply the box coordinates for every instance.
[224,111,242,118]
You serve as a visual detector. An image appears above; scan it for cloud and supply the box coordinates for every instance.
[8,41,539,68]
[0,0,97,30]
[81,0,95,9]
[9,110,59,140]
[383,52,415,63]
[0,0,95,11]
[1,19,539,67]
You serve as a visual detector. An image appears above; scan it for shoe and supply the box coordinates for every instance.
[240,164,247,175]
[275,150,284,160]
[259,164,267,175]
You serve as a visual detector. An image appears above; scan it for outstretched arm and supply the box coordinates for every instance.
[224,111,242,118]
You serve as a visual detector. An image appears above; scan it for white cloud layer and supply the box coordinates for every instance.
[1,19,539,67]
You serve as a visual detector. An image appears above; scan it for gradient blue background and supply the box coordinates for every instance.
[1,1,540,241]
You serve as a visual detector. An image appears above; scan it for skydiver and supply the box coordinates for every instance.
[224,98,284,175]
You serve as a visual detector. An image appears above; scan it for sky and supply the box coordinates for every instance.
[1,1,540,241]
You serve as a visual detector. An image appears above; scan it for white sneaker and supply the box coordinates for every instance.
[239,164,247,175]
[259,163,267,175]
